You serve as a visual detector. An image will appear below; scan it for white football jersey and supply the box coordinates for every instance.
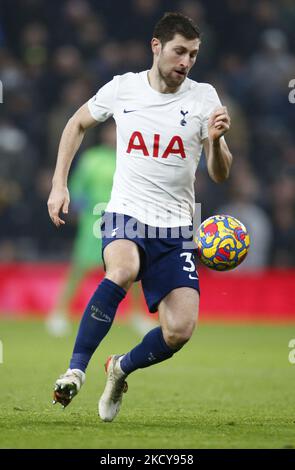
[88,71,221,227]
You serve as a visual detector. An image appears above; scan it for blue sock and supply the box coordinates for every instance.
[70,278,126,372]
[120,326,175,375]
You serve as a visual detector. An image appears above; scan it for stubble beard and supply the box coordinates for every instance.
[157,63,185,91]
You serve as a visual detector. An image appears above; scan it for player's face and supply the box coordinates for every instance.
[156,34,200,88]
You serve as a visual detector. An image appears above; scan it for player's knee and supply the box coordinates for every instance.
[106,266,138,291]
[164,324,195,350]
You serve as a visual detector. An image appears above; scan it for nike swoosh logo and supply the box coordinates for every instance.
[124,109,137,113]
[91,312,111,323]
[189,274,199,280]
[111,227,119,237]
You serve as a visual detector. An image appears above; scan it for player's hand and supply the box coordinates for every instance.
[208,106,231,142]
[47,185,70,227]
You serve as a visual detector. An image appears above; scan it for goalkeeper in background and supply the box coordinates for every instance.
[46,121,153,337]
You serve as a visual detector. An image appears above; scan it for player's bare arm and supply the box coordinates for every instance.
[202,106,233,183]
[48,103,98,227]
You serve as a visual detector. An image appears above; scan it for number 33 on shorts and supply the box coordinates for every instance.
[180,252,199,280]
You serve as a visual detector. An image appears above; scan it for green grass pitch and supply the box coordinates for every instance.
[0,318,294,449]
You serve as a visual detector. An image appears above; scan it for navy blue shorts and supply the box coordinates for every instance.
[101,212,200,313]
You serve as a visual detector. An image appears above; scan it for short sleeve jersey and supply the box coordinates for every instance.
[88,71,221,227]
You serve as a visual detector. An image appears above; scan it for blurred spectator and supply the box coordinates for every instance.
[247,29,295,116]
[45,46,85,105]
[0,49,27,92]
[271,207,295,267]
[75,16,105,58]
[270,173,295,267]
[128,0,163,41]
[122,40,149,73]
[209,79,250,155]
[218,53,250,106]
[0,119,36,189]
[47,78,94,164]
[21,22,48,67]
[91,41,126,82]
[177,0,216,76]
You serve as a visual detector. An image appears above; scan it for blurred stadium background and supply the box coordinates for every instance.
[0,0,295,450]
[0,0,294,321]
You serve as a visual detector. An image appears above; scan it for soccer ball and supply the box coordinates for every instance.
[195,215,250,271]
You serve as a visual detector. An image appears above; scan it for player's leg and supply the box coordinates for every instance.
[69,239,140,371]
[54,239,140,407]
[98,287,199,422]
[104,239,141,290]
[120,287,199,374]
[130,282,156,336]
[158,287,199,349]
[118,240,200,375]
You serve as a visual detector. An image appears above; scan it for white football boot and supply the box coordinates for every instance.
[53,368,85,408]
[98,355,128,422]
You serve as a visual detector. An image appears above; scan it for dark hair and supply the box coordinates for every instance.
[153,12,201,46]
